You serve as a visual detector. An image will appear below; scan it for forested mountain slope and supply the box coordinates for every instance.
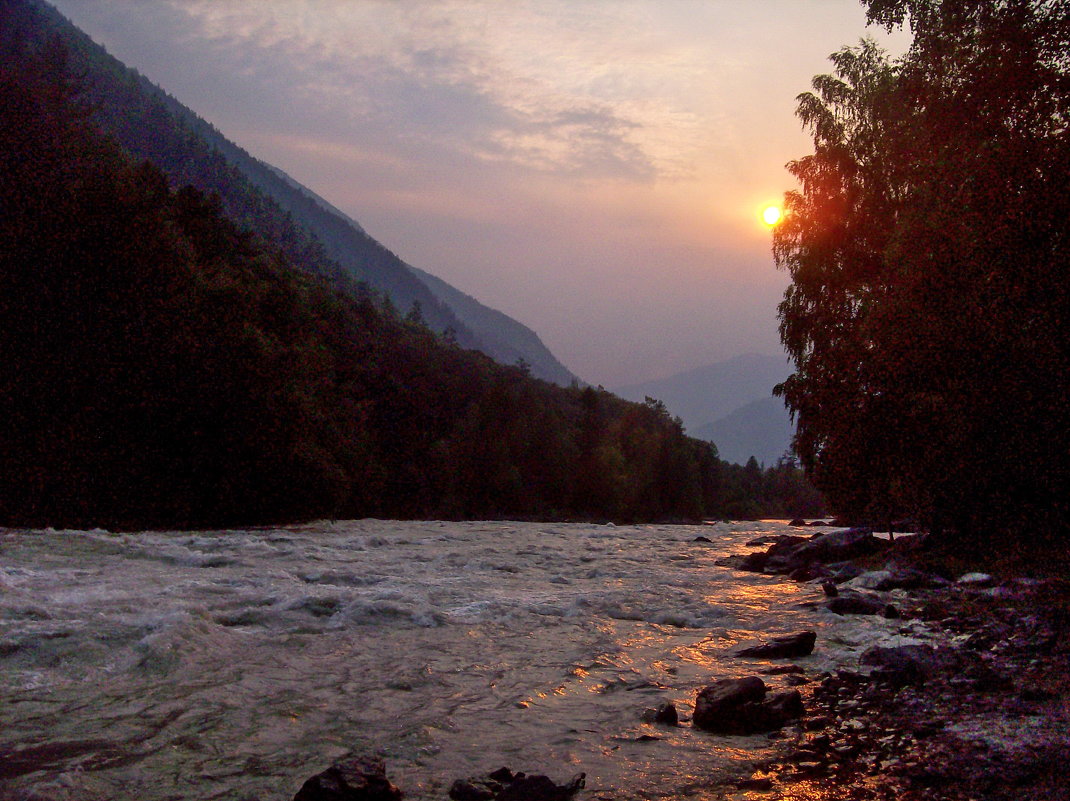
[9,0,576,385]
[0,27,729,528]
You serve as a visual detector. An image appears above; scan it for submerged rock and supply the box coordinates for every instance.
[693,677,803,735]
[735,631,817,659]
[640,700,680,726]
[293,756,403,801]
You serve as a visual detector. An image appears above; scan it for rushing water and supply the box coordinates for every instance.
[0,520,930,800]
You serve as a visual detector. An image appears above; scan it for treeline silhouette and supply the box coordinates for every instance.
[775,0,1068,545]
[0,39,822,530]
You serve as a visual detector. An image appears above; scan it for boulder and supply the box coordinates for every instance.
[791,527,884,563]
[736,631,816,659]
[693,677,803,735]
[759,536,813,573]
[293,756,403,801]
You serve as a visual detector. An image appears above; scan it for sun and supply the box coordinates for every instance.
[762,205,782,226]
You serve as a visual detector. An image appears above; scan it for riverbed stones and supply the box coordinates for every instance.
[293,756,403,801]
[735,631,817,659]
[693,677,804,734]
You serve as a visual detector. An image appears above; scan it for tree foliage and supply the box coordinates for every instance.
[775,0,1069,543]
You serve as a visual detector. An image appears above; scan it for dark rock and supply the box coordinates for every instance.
[825,594,886,616]
[860,644,957,685]
[791,527,885,563]
[693,677,803,735]
[450,770,584,801]
[821,580,838,597]
[882,604,900,619]
[788,519,807,527]
[654,701,678,726]
[293,756,403,801]
[449,780,496,801]
[736,631,816,659]
[735,777,773,790]
[498,773,585,801]
[760,664,804,675]
[691,536,713,543]
[828,563,865,583]
[788,563,831,582]
[745,535,786,547]
[764,690,804,722]
[851,567,950,591]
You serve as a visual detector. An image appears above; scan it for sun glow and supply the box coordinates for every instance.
[761,205,782,226]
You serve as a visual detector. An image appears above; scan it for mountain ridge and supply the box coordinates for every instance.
[23,0,577,385]
[613,353,794,465]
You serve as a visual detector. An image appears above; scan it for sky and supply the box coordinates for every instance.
[49,0,910,387]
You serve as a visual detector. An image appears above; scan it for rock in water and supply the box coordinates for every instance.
[653,701,679,726]
[449,768,585,801]
[735,631,816,659]
[693,677,803,735]
[293,756,403,801]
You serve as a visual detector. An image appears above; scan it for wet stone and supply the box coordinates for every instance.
[293,755,403,801]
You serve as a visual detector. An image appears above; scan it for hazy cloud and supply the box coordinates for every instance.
[50,0,910,385]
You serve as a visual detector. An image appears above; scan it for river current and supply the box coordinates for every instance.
[0,520,929,800]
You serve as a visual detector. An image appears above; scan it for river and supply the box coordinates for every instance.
[0,520,929,800]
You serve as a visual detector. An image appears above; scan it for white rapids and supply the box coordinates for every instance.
[0,520,932,800]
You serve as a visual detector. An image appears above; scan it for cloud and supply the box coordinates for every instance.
[50,0,912,386]
[142,0,702,182]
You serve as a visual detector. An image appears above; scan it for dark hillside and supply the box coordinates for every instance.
[0,37,732,528]
[6,0,576,385]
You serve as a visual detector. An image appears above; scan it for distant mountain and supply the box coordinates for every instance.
[613,353,794,465]
[691,397,794,466]
[613,353,791,429]
[19,0,577,385]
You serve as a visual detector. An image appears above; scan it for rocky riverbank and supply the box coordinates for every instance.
[715,529,1070,801]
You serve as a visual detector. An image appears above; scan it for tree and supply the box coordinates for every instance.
[775,0,1070,544]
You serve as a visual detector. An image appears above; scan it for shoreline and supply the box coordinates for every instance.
[714,533,1070,800]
